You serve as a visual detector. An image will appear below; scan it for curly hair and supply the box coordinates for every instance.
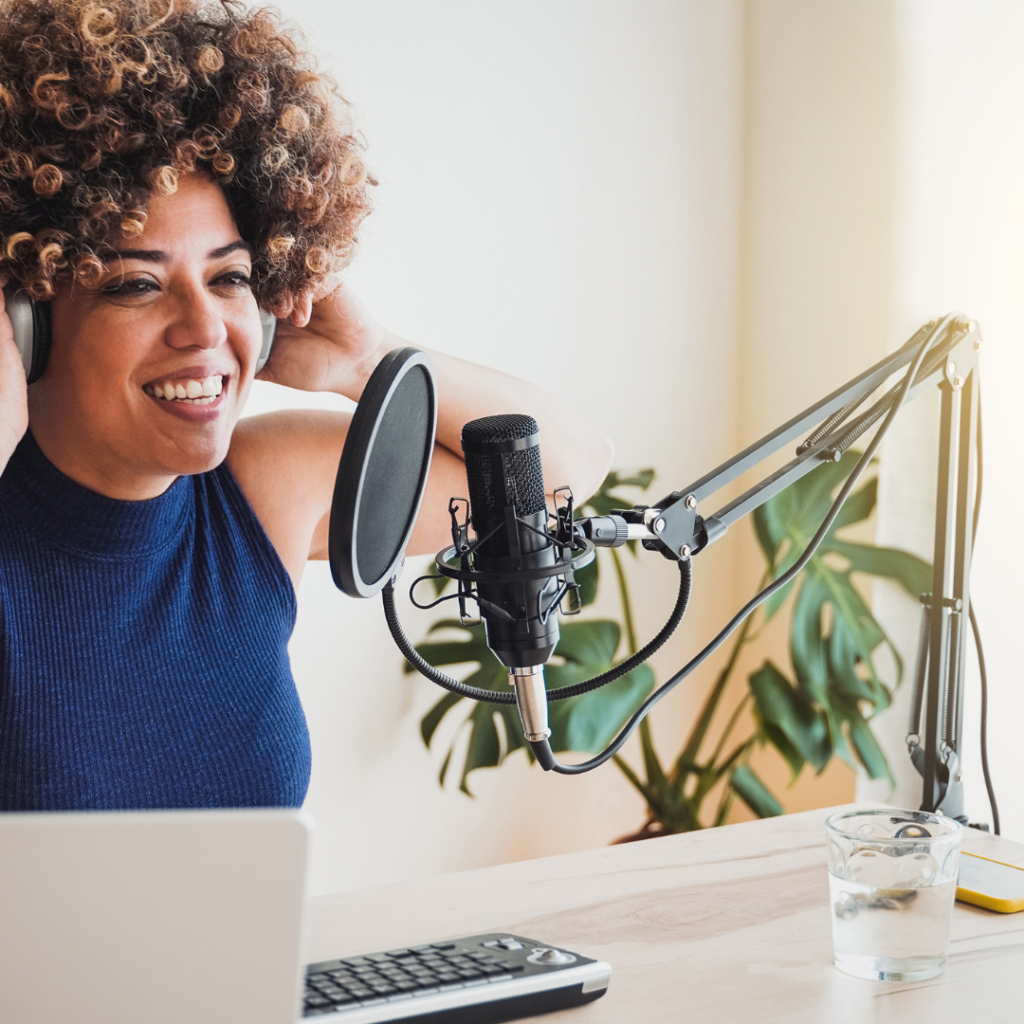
[0,0,374,310]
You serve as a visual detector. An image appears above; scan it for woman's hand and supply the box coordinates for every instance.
[256,276,394,401]
[0,277,29,461]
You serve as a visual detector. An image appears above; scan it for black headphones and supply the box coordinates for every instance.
[2,283,277,384]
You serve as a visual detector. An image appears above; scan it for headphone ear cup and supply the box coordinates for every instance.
[255,309,277,374]
[3,284,51,384]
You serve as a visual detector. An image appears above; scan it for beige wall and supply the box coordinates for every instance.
[253,0,746,896]
[243,0,1024,896]
[861,0,1024,835]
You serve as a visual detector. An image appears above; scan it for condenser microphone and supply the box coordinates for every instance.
[462,414,560,742]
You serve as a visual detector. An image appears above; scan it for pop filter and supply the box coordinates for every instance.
[329,347,437,598]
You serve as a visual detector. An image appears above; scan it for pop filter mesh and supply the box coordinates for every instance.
[355,365,432,584]
[462,414,546,529]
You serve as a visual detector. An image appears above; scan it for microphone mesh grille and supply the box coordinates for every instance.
[462,414,539,444]
[463,414,546,522]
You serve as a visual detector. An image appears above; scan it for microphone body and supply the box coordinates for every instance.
[462,415,560,669]
[462,414,559,740]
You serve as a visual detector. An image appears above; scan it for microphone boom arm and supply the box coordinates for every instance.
[575,315,982,822]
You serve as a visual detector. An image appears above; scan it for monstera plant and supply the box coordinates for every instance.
[408,453,931,834]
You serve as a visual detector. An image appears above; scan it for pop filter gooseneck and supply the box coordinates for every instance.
[328,347,437,598]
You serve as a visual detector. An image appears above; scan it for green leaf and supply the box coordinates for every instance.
[421,690,463,747]
[549,619,620,668]
[730,764,783,818]
[748,660,831,774]
[833,696,893,783]
[459,709,502,795]
[413,612,654,792]
[830,476,877,532]
[829,539,932,598]
[789,569,830,703]
[548,664,655,752]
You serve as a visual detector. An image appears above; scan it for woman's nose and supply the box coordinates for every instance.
[164,290,228,350]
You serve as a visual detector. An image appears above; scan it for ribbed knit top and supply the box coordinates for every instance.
[0,432,311,810]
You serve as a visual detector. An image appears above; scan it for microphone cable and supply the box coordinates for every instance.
[531,313,957,774]
[383,559,692,706]
[970,396,999,833]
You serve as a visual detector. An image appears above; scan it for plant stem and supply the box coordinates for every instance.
[674,610,755,775]
[609,548,638,656]
[674,568,771,774]
[707,693,752,768]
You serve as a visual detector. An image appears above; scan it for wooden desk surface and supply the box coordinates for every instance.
[305,805,1024,1023]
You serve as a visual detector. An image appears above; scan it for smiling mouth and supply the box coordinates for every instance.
[144,374,225,405]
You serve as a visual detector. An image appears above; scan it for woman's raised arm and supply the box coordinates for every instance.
[229,280,614,584]
[0,282,29,475]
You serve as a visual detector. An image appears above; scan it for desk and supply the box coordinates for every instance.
[304,805,1024,1023]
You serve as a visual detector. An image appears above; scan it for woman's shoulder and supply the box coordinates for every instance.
[226,410,352,586]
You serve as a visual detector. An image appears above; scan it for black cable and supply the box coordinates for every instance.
[385,559,692,705]
[383,583,516,705]
[971,603,999,835]
[548,559,691,701]
[532,314,956,774]
[969,395,999,833]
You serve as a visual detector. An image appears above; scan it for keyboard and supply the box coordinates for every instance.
[302,932,611,1023]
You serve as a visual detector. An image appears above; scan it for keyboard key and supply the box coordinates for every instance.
[395,981,419,992]
[457,968,483,979]
[386,949,412,957]
[343,958,374,967]
[431,942,456,950]
[410,945,433,953]
[370,985,397,995]
[366,954,390,963]
[327,992,355,1005]
[304,995,331,1008]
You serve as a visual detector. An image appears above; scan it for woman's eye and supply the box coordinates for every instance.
[215,271,252,289]
[103,278,157,297]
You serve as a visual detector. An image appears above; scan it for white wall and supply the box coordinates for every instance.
[860,0,1024,837]
[240,0,1024,896]
[244,1,745,895]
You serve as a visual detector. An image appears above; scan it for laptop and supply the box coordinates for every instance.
[0,809,310,1024]
[0,810,611,1024]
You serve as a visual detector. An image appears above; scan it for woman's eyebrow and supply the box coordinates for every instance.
[109,240,253,263]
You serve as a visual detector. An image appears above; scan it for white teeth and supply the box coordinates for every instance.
[147,375,225,403]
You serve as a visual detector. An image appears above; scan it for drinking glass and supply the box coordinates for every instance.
[825,808,963,981]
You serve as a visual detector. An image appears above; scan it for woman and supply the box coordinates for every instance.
[0,0,612,809]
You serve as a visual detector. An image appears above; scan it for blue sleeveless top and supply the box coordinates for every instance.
[0,432,311,810]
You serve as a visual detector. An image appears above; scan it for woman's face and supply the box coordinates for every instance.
[27,174,263,499]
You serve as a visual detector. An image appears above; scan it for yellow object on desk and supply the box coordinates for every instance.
[957,852,1024,913]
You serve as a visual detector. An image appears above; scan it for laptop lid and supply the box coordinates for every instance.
[0,808,311,1024]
